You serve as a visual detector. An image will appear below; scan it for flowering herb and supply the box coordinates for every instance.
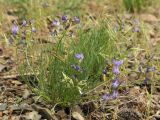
[52,19,60,26]
[75,53,84,61]
[102,69,107,74]
[22,20,27,26]
[132,19,140,32]
[75,65,80,71]
[112,79,120,89]
[32,27,36,33]
[12,24,19,36]
[109,59,123,100]
[102,93,110,101]
[146,66,156,73]
[143,77,150,85]
[113,60,123,75]
[71,64,81,71]
[113,60,123,67]
[112,90,118,99]
[138,64,142,72]
[62,15,68,22]
[133,27,140,32]
[74,16,80,23]
[113,66,120,75]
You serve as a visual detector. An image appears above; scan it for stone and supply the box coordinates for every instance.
[9,104,20,111]
[20,103,32,111]
[23,89,30,99]
[25,111,41,120]
[72,112,84,120]
[0,103,7,111]
[0,64,5,73]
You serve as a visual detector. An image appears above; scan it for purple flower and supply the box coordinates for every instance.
[32,27,36,33]
[146,66,156,73]
[71,64,81,71]
[113,66,120,75]
[75,65,80,71]
[133,27,140,32]
[62,15,68,22]
[74,16,80,23]
[113,60,123,67]
[102,93,110,101]
[22,20,27,26]
[112,79,120,89]
[112,90,118,99]
[138,64,142,72]
[143,77,150,85]
[102,69,107,74]
[12,24,19,36]
[52,19,60,26]
[75,53,84,61]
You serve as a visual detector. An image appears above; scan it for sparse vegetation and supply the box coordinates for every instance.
[0,0,160,119]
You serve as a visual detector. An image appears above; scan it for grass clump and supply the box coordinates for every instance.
[20,21,118,107]
[123,0,145,12]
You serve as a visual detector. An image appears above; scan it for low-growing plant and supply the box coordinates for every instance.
[19,20,118,107]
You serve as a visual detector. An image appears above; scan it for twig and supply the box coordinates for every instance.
[0,71,39,79]
[84,81,109,95]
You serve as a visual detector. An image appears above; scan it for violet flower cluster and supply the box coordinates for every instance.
[113,60,123,75]
[138,64,156,85]
[10,19,37,45]
[49,15,80,36]
[12,22,19,36]
[112,60,123,98]
[10,15,79,44]
[132,19,140,33]
[102,59,123,101]
[11,19,37,35]
[71,53,84,72]
[70,53,85,95]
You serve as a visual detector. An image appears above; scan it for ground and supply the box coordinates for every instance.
[0,0,160,120]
